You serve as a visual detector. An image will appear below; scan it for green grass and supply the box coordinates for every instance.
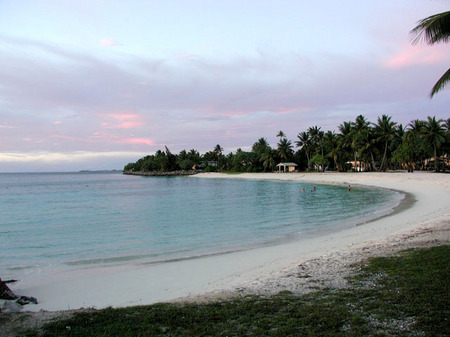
[25,245,449,337]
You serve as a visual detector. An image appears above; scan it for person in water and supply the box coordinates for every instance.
[311,187,316,192]
[348,184,351,191]
[301,188,305,192]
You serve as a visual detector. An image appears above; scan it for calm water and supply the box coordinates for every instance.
[0,172,403,281]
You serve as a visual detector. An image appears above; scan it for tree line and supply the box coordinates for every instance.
[124,115,449,173]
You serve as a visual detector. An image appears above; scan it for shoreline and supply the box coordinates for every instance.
[4,172,450,315]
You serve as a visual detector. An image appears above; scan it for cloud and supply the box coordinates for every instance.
[100,39,119,47]
[0,150,145,163]
[385,44,448,69]
[0,34,448,165]
[120,138,155,145]
[0,151,149,171]
[98,113,144,129]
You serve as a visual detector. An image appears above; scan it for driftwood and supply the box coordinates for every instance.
[0,277,18,300]
[0,278,39,312]
[3,279,17,284]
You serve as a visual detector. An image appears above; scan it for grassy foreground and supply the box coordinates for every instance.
[24,245,449,336]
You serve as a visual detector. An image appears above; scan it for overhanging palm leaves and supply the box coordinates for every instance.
[411,11,450,45]
[411,11,450,98]
[430,68,450,98]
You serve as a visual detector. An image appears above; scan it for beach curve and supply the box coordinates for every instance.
[7,172,450,312]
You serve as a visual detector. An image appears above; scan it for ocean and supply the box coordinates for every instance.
[0,172,403,282]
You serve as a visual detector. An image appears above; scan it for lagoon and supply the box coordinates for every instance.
[0,172,403,283]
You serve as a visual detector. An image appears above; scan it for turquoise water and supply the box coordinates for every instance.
[0,172,403,281]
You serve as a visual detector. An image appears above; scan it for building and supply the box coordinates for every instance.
[276,162,298,173]
[346,160,368,172]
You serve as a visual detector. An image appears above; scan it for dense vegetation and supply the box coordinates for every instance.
[124,115,449,173]
[24,245,449,336]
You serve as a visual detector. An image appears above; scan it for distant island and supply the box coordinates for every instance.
[123,115,449,175]
[123,170,198,177]
[79,170,122,173]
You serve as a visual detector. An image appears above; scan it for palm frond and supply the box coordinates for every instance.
[411,11,450,45]
[430,68,450,98]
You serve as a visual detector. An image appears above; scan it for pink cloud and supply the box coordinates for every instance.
[51,134,86,142]
[272,106,311,114]
[98,113,144,129]
[100,39,119,47]
[201,105,312,118]
[386,44,447,69]
[53,121,62,125]
[175,53,197,59]
[121,138,155,145]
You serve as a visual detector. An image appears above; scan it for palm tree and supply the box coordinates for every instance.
[214,144,223,156]
[374,115,397,171]
[324,131,340,170]
[295,131,312,168]
[351,115,371,171]
[356,127,377,171]
[277,138,293,161]
[252,137,270,155]
[213,144,224,170]
[337,121,353,168]
[261,148,277,172]
[421,116,446,171]
[308,126,324,154]
[408,119,426,134]
[276,130,286,139]
[411,11,450,98]
[444,118,450,132]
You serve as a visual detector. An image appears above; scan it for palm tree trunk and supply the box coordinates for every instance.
[434,145,438,172]
[380,141,388,171]
[369,150,376,171]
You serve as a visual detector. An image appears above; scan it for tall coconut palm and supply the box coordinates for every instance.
[374,115,397,171]
[213,144,224,170]
[252,137,270,155]
[411,11,450,98]
[421,116,446,171]
[213,144,223,156]
[308,126,324,154]
[295,131,312,168]
[408,119,427,134]
[261,148,277,172]
[276,130,286,139]
[337,121,353,166]
[351,115,371,171]
[277,138,294,161]
[323,131,340,171]
[356,127,377,171]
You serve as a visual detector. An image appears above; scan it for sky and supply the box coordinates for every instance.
[0,0,449,172]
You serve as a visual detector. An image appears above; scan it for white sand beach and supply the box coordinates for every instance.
[6,172,450,313]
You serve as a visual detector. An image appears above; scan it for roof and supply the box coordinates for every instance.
[276,162,298,167]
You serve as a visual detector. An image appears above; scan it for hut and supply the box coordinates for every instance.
[276,162,298,173]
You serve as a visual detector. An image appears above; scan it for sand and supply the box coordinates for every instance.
[3,172,450,316]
